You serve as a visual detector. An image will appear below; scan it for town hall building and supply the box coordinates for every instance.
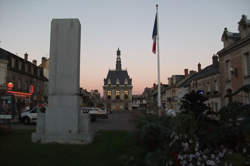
[103,48,133,111]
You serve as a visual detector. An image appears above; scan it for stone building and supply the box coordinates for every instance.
[0,48,48,107]
[189,56,221,112]
[164,75,185,110]
[217,15,250,106]
[103,49,133,111]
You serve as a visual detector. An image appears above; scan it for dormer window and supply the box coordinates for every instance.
[116,78,120,85]
[108,79,111,85]
[124,78,128,85]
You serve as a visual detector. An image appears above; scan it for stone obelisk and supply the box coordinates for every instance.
[32,19,92,144]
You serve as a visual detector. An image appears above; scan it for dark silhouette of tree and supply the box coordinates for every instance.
[180,90,209,119]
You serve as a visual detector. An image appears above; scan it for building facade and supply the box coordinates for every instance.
[103,49,133,111]
[189,56,221,112]
[0,48,48,110]
[218,15,250,106]
[39,57,49,79]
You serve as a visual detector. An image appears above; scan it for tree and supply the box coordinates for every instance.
[180,90,209,119]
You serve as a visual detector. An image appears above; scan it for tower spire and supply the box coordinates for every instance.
[116,48,122,70]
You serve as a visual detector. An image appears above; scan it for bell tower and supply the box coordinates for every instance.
[116,48,122,71]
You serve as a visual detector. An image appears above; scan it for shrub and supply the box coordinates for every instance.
[134,95,250,166]
[137,114,173,151]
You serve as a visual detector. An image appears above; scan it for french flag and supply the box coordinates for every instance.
[152,13,158,54]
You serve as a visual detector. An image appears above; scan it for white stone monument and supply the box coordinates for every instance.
[32,19,92,144]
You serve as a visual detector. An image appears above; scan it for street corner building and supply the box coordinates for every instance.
[0,48,48,114]
[103,48,133,111]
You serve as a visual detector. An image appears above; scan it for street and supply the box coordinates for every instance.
[6,111,139,131]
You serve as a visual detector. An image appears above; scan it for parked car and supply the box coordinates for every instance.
[81,107,108,122]
[20,105,47,124]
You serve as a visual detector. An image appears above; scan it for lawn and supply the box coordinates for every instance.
[0,129,145,166]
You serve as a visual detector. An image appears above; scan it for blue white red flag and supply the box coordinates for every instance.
[152,13,158,54]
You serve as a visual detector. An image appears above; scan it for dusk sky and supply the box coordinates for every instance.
[1,0,250,95]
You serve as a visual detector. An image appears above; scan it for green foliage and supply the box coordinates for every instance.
[137,115,173,151]
[173,113,197,136]
[135,92,250,166]
[216,102,250,148]
[180,90,209,119]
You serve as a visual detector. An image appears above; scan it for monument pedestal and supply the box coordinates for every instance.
[32,19,93,144]
[32,113,93,144]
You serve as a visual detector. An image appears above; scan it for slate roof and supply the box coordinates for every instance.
[192,63,220,80]
[0,48,12,60]
[177,72,197,88]
[104,70,132,85]
[177,63,219,88]
[0,47,48,81]
[222,28,241,42]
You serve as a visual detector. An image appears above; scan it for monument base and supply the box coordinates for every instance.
[32,113,94,144]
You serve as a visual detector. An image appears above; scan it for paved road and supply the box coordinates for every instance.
[4,111,138,131]
[92,111,136,131]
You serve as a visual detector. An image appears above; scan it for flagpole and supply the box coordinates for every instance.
[156,4,161,116]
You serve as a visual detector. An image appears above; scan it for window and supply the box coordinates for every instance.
[28,64,31,73]
[23,82,27,92]
[17,79,21,91]
[214,80,219,94]
[34,67,37,76]
[11,58,15,68]
[25,64,28,73]
[15,59,18,70]
[207,81,211,93]
[215,103,218,112]
[108,79,111,85]
[107,90,111,99]
[124,90,128,99]
[22,62,25,72]
[244,52,250,76]
[37,68,40,77]
[18,61,22,71]
[31,108,37,113]
[116,90,120,99]
[225,60,231,80]
[31,66,34,75]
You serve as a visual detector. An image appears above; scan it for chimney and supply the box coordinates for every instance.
[24,53,28,61]
[212,54,218,65]
[32,60,37,66]
[41,57,47,67]
[198,63,201,72]
[184,69,189,77]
